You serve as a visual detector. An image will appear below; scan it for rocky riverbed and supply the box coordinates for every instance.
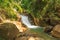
[0,13,60,40]
[0,22,59,40]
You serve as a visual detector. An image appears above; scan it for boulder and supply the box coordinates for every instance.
[3,20,27,32]
[0,23,20,40]
[51,24,60,38]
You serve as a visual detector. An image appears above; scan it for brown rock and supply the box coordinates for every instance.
[44,26,53,33]
[15,37,28,40]
[3,20,27,32]
[51,24,60,38]
[0,23,20,40]
[0,16,3,23]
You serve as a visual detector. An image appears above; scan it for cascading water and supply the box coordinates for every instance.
[20,15,40,28]
[13,9,40,28]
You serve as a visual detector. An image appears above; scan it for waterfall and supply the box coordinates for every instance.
[20,15,40,28]
[13,9,40,28]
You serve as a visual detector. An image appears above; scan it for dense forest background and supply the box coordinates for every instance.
[0,0,60,26]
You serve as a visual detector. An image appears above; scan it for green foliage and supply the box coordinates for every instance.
[21,0,60,26]
[0,0,60,25]
[21,0,55,18]
[0,0,22,20]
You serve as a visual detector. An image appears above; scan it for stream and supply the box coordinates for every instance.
[13,9,59,40]
[13,8,40,28]
[20,15,40,28]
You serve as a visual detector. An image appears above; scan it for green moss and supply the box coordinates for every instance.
[27,28,59,40]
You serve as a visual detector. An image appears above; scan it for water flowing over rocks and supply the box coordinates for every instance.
[0,9,60,40]
[20,15,40,28]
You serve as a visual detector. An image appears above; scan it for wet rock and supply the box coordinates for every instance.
[44,26,53,33]
[13,21,27,32]
[51,24,60,38]
[0,23,20,40]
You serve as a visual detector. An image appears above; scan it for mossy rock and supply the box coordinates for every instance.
[0,23,20,40]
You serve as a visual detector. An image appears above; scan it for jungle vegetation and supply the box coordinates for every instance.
[0,0,60,26]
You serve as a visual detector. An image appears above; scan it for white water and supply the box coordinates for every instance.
[20,15,39,28]
[13,9,39,28]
